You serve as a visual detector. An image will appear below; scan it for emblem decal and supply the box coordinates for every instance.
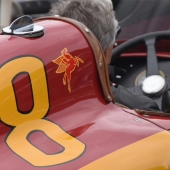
[52,48,84,92]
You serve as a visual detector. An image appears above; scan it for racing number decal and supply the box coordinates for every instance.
[7,119,85,166]
[0,57,85,167]
[0,57,48,126]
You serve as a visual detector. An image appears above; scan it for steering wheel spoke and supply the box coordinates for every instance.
[145,38,160,77]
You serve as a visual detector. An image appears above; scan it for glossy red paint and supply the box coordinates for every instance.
[0,18,168,169]
[0,101,165,169]
[125,108,170,130]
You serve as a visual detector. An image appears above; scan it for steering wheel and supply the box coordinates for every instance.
[110,30,170,112]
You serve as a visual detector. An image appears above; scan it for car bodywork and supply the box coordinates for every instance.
[1,0,170,170]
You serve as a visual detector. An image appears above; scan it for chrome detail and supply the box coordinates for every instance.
[85,27,90,33]
[100,62,103,68]
[135,70,165,86]
[114,42,118,46]
[2,15,44,38]
[108,95,112,101]
[142,75,165,95]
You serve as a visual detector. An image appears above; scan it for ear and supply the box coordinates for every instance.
[104,46,113,65]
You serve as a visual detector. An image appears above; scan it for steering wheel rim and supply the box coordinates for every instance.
[111,30,170,63]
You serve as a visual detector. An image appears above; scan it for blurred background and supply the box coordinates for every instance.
[0,0,60,30]
[0,0,118,31]
[1,0,170,40]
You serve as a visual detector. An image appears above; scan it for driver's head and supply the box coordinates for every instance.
[50,0,118,64]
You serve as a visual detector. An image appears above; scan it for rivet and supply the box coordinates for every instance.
[114,42,118,46]
[100,62,103,68]
[135,118,142,122]
[108,95,112,101]
[85,27,90,33]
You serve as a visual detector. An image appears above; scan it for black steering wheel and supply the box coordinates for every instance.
[110,30,170,112]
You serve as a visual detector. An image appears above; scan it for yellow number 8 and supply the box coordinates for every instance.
[0,57,85,166]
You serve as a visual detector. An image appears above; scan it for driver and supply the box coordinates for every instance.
[50,0,161,112]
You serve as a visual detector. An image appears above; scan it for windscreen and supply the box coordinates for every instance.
[115,0,170,40]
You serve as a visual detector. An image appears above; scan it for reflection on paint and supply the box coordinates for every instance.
[80,131,170,170]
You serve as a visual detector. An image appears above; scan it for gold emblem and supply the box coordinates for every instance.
[52,48,84,92]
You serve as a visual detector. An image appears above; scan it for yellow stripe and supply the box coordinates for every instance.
[80,131,170,170]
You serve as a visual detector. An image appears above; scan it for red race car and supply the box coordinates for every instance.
[0,0,170,169]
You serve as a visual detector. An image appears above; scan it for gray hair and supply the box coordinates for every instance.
[50,0,117,51]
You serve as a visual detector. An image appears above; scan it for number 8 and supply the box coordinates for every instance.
[0,57,85,166]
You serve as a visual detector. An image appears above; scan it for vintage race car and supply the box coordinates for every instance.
[1,0,170,169]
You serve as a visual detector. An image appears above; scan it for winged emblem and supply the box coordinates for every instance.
[52,48,84,92]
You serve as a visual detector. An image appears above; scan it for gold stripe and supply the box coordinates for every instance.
[80,131,170,170]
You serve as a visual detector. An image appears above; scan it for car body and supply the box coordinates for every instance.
[1,0,170,169]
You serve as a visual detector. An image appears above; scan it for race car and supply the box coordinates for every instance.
[1,0,170,169]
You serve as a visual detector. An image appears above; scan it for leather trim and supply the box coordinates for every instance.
[34,16,114,102]
[135,109,170,117]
